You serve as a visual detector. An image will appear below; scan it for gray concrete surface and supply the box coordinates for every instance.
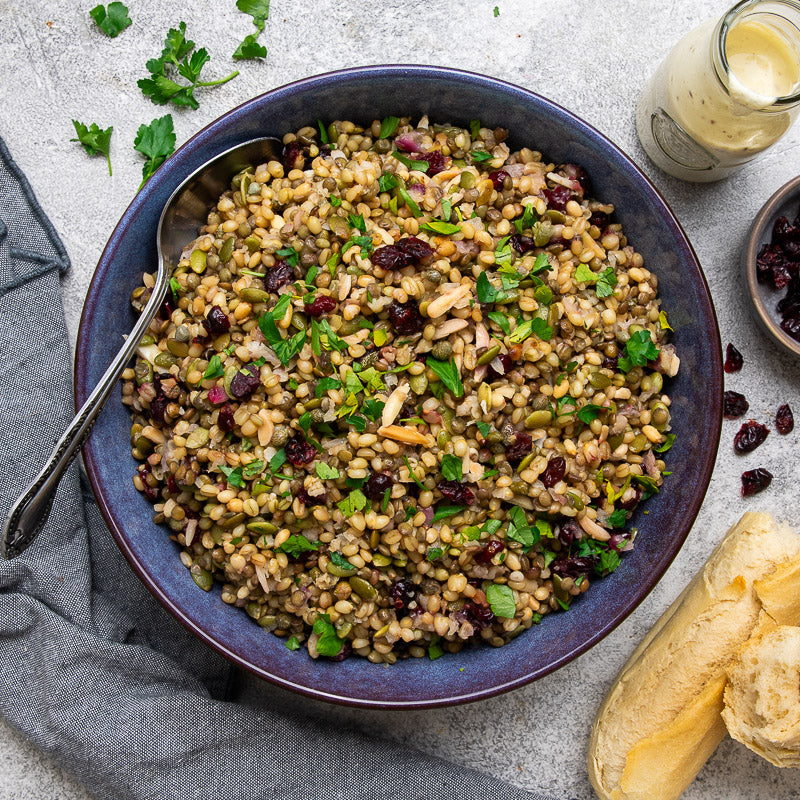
[2,0,800,798]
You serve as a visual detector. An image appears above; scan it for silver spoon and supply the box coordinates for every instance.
[1,136,283,559]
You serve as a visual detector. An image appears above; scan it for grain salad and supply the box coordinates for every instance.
[121,115,679,664]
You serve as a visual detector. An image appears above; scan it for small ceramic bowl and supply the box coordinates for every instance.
[746,175,800,358]
[75,65,723,708]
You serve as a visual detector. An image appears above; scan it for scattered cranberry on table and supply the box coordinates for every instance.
[741,468,773,497]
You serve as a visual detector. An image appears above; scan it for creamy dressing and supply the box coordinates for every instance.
[636,7,800,181]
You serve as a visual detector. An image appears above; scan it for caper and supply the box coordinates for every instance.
[651,404,670,428]
[310,408,325,424]
[424,268,443,284]
[431,341,453,361]
[359,350,379,370]
[511,480,528,495]
[271,425,290,448]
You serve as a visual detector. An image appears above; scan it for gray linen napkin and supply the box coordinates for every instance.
[0,135,560,800]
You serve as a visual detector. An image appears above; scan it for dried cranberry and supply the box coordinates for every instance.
[149,394,168,425]
[285,434,316,466]
[723,390,749,419]
[509,234,536,254]
[488,169,509,191]
[774,262,795,290]
[297,487,326,506]
[282,140,303,172]
[733,419,770,454]
[390,578,417,611]
[387,300,424,334]
[541,456,566,488]
[203,305,230,335]
[167,475,179,495]
[307,295,337,318]
[137,464,158,502]
[371,244,407,271]
[756,243,788,285]
[475,539,505,564]
[159,295,175,320]
[781,315,800,342]
[364,472,394,500]
[741,468,773,497]
[229,363,261,400]
[772,216,800,259]
[558,519,581,546]
[723,343,743,373]
[776,403,794,434]
[487,353,512,380]
[264,261,295,293]
[543,185,571,212]
[419,151,447,175]
[218,403,235,432]
[552,554,596,578]
[437,480,475,506]
[589,210,609,229]
[602,354,619,371]
[505,431,532,464]
[464,601,495,630]
[396,236,434,262]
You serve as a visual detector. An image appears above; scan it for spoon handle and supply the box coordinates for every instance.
[1,278,168,559]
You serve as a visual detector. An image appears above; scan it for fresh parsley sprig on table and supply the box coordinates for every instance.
[70,120,114,175]
[138,21,238,109]
[233,0,270,60]
[89,2,131,37]
[133,114,176,188]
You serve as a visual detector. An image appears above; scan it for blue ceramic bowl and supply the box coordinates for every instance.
[76,65,722,708]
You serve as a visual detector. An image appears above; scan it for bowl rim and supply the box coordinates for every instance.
[76,64,722,708]
[745,174,800,358]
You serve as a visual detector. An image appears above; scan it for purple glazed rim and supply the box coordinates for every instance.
[76,64,722,708]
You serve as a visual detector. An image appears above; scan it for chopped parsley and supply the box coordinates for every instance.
[202,354,224,380]
[431,505,463,523]
[378,172,399,193]
[89,2,131,37]
[379,116,400,139]
[329,552,354,570]
[471,150,494,164]
[277,534,320,558]
[313,613,343,657]
[316,462,340,480]
[655,433,676,453]
[618,330,660,373]
[440,453,463,482]
[426,357,464,398]
[577,403,605,424]
[509,316,553,343]
[70,120,114,175]
[338,489,368,517]
[219,465,244,488]
[607,508,628,528]
[486,583,516,618]
[392,150,429,172]
[285,636,301,651]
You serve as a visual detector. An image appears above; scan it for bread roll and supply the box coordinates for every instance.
[588,512,800,800]
[723,626,800,767]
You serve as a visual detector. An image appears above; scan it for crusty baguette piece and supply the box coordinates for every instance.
[722,626,800,768]
[588,512,800,800]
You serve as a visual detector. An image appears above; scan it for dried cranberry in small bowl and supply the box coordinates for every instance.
[733,419,770,454]
[723,343,743,373]
[723,390,749,419]
[741,468,773,497]
[395,236,434,262]
[776,403,794,434]
[781,315,800,342]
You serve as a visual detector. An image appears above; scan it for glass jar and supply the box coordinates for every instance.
[636,0,800,181]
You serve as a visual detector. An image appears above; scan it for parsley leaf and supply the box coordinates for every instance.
[313,613,343,657]
[431,505,463,523]
[276,246,299,267]
[428,637,444,660]
[134,114,176,188]
[476,421,491,437]
[219,465,244,488]
[278,534,320,558]
[378,172,399,193]
[392,150,429,172]
[509,316,553,343]
[338,489,368,517]
[348,213,367,234]
[202,354,224,380]
[514,204,537,234]
[427,357,464,398]
[618,330,660,373]
[574,263,597,284]
[258,295,306,366]
[397,184,421,217]
[89,2,131,37]
[477,272,500,303]
[607,508,628,528]
[360,398,385,421]
[71,120,114,175]
[494,236,513,269]
[317,119,329,144]
[506,506,537,549]
[285,636,301,651]
[236,0,271,31]
[427,547,445,561]
[379,116,400,139]
[595,266,618,298]
[441,454,462,482]
[138,21,238,110]
[421,221,461,236]
[486,583,516,618]
[471,150,494,164]
[329,552,354,570]
[233,33,267,60]
[577,403,605,424]
[269,448,287,473]
[493,5,500,16]
[316,462,340,480]
[314,376,341,397]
